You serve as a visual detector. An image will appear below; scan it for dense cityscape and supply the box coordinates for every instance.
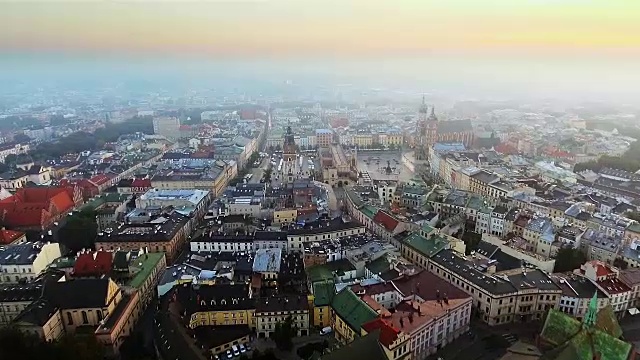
[0,87,639,360]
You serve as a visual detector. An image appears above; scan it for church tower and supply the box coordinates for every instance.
[415,96,429,160]
[282,124,297,184]
[415,96,438,160]
[283,124,297,162]
[426,105,439,147]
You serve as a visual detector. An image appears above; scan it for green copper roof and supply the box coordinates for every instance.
[361,205,378,220]
[365,256,390,276]
[583,292,598,328]
[306,259,356,283]
[595,305,623,339]
[312,280,335,307]
[331,288,377,333]
[307,264,335,283]
[421,223,435,236]
[403,232,448,258]
[540,309,632,360]
[127,252,166,289]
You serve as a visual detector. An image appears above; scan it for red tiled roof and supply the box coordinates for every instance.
[373,211,399,232]
[0,229,25,244]
[131,178,151,188]
[73,251,114,277]
[50,192,75,214]
[2,208,46,227]
[89,174,111,186]
[392,270,469,301]
[585,260,614,277]
[0,187,77,228]
[597,278,631,295]
[361,318,400,348]
[494,143,518,155]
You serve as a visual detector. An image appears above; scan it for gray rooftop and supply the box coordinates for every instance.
[252,248,282,273]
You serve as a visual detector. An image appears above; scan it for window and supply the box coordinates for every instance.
[82,311,88,324]
[66,312,73,325]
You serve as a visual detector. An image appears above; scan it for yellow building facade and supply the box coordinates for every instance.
[273,209,297,225]
[189,308,255,329]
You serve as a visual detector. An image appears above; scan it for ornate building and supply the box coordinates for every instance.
[538,292,633,360]
[414,97,474,161]
[282,125,297,184]
[283,125,296,162]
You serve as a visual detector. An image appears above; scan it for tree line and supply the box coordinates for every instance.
[29,116,154,161]
[574,124,640,174]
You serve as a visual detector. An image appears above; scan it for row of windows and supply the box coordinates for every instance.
[66,309,103,326]
[1,267,33,273]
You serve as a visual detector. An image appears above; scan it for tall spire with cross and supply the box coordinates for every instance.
[583,292,598,329]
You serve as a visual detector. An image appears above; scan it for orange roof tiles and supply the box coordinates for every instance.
[362,318,400,348]
[373,211,399,232]
[0,187,77,228]
[0,229,25,244]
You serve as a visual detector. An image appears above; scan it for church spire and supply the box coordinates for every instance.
[428,105,438,121]
[583,292,598,329]
[419,95,428,114]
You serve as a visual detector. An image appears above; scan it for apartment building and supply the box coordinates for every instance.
[579,229,622,265]
[619,268,640,310]
[0,242,61,284]
[190,234,254,253]
[180,283,255,329]
[576,261,631,315]
[352,270,473,359]
[287,220,366,251]
[95,209,190,264]
[136,189,211,219]
[399,230,451,271]
[14,278,141,355]
[0,282,44,325]
[549,273,610,320]
[429,250,561,325]
[522,217,555,257]
[331,288,378,344]
[254,295,310,337]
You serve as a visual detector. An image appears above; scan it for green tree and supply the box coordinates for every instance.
[3,154,18,167]
[462,231,482,255]
[58,210,99,252]
[553,248,587,273]
[13,133,31,143]
[614,258,629,270]
[625,211,640,222]
[0,327,106,360]
[263,168,273,183]
[272,315,297,351]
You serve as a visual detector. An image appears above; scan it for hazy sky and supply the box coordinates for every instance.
[1,0,639,102]
[2,0,639,57]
